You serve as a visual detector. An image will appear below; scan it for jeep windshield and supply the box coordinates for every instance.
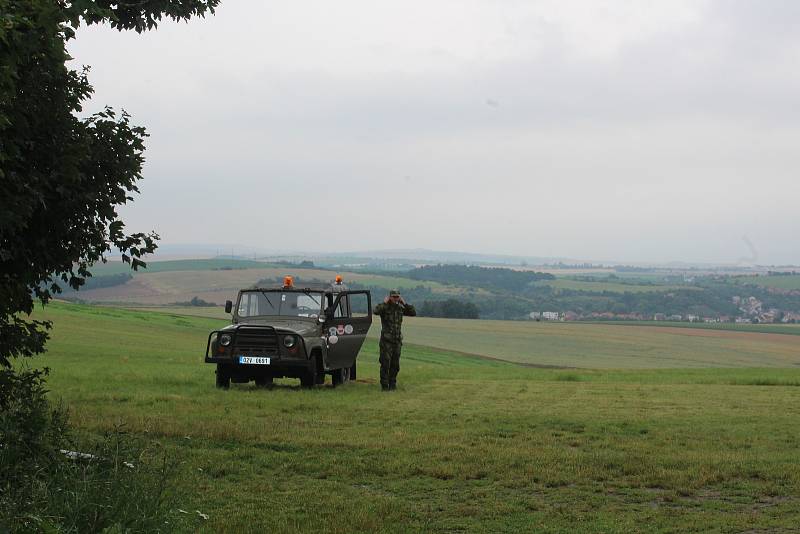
[237,290,323,318]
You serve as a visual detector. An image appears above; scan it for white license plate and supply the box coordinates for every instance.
[239,356,270,365]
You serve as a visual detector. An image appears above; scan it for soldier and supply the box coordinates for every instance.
[373,289,416,391]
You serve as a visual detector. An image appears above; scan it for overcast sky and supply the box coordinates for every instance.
[69,0,800,265]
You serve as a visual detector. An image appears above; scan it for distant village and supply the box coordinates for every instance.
[532,295,800,324]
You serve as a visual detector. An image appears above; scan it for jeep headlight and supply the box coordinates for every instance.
[219,334,232,347]
[283,335,296,348]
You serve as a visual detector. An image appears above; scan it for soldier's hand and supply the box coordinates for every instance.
[384,296,390,304]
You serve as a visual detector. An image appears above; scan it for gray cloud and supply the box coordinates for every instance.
[69,0,800,264]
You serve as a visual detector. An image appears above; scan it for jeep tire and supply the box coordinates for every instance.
[255,375,273,388]
[300,370,315,388]
[300,360,318,388]
[349,360,357,380]
[215,364,230,389]
[331,366,350,387]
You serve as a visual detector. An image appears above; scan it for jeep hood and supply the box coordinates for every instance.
[223,319,319,337]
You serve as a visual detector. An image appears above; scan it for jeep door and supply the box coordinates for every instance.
[323,291,371,370]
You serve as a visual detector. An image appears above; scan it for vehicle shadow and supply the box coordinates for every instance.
[234,378,376,391]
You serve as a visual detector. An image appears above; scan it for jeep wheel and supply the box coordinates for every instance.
[301,354,322,388]
[300,360,318,388]
[255,376,273,388]
[215,364,230,389]
[300,370,316,388]
[331,366,350,387]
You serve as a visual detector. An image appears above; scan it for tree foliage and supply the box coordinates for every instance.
[419,299,480,319]
[0,0,219,367]
[407,264,555,292]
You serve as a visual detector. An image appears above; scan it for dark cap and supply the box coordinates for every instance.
[389,289,401,296]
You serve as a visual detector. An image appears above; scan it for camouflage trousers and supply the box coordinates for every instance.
[379,339,402,386]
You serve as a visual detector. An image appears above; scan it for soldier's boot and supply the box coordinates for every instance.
[388,381,397,391]
[381,382,390,391]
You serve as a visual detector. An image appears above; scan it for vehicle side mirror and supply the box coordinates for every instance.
[225,300,233,314]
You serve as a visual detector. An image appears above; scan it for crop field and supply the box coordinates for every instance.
[72,266,461,306]
[28,302,800,532]
[88,258,270,275]
[130,305,233,320]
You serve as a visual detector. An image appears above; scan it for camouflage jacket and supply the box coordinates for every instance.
[373,301,416,344]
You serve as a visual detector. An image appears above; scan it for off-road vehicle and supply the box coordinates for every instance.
[204,276,371,388]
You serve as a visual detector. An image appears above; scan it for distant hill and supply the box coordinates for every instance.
[324,248,572,266]
[88,258,269,276]
[103,243,799,272]
[127,244,583,267]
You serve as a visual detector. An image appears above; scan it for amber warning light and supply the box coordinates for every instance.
[283,275,294,288]
[335,275,343,285]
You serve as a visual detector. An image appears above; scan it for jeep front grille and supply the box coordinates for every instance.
[232,326,278,355]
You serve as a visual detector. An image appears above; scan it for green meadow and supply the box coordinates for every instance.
[29,302,800,532]
[87,258,270,275]
[380,318,800,368]
[589,320,800,336]
[126,307,800,368]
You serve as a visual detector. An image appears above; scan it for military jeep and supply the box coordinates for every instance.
[204,276,371,389]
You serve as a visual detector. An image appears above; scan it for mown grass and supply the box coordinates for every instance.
[30,302,800,532]
[372,317,800,369]
[120,307,800,369]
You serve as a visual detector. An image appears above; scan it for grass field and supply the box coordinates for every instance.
[27,302,800,532]
[376,317,800,368]
[590,320,800,336]
[121,306,800,368]
[88,258,271,275]
[73,267,461,306]
[129,305,233,319]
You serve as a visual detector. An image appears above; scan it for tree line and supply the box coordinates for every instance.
[58,273,132,293]
[406,264,554,292]
[419,299,480,319]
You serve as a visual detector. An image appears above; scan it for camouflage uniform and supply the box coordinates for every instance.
[374,297,416,389]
